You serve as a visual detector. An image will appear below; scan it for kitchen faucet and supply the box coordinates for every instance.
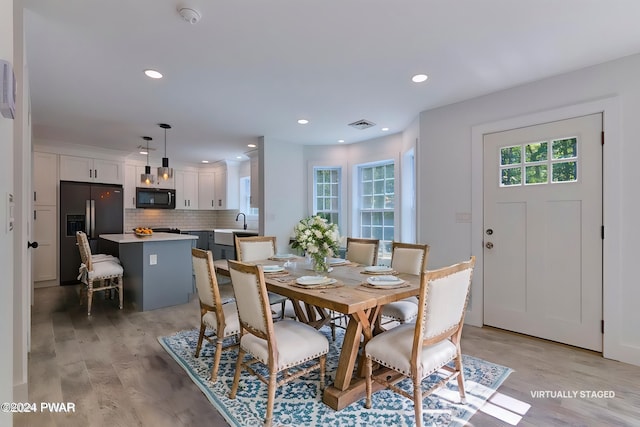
[235,212,247,230]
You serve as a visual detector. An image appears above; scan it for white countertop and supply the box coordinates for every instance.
[100,232,199,244]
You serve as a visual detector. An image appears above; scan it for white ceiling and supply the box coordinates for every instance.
[21,0,640,166]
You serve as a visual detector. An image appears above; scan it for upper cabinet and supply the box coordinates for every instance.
[175,170,199,210]
[198,171,216,210]
[33,152,58,206]
[60,155,122,185]
[213,161,239,210]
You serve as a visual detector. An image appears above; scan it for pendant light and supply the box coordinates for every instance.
[140,136,155,184]
[157,123,173,180]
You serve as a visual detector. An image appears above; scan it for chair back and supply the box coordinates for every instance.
[235,236,276,262]
[227,260,274,340]
[76,231,93,271]
[345,238,379,266]
[192,248,223,311]
[416,257,476,342]
[390,242,429,275]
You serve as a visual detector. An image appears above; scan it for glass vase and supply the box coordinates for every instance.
[312,255,329,274]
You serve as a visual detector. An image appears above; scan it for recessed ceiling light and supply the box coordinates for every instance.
[247,143,257,148]
[144,69,163,79]
[236,156,243,159]
[411,74,428,83]
[297,119,309,125]
[139,150,148,155]
[381,127,390,132]
[338,139,345,143]
[201,160,209,163]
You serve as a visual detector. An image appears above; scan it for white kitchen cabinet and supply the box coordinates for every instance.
[124,164,137,209]
[248,151,260,209]
[175,170,199,209]
[33,151,58,282]
[33,151,58,206]
[32,206,57,281]
[198,171,216,210]
[213,161,239,210]
[60,155,123,184]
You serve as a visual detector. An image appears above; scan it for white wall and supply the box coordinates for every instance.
[303,133,409,239]
[262,137,306,252]
[418,53,640,366]
[0,0,14,423]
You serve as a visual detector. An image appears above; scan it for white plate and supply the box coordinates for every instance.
[329,258,347,265]
[274,253,294,259]
[296,276,333,285]
[262,265,284,273]
[366,276,404,286]
[364,265,393,273]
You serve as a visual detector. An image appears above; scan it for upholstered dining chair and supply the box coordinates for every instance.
[379,242,430,328]
[76,231,123,316]
[328,237,381,340]
[192,248,240,382]
[234,235,288,320]
[365,257,476,427]
[227,260,328,427]
[345,237,379,266]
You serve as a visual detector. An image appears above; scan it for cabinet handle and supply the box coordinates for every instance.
[95,169,98,179]
[33,210,36,220]
[34,191,36,202]
[133,197,135,206]
[89,169,92,178]
[211,200,213,207]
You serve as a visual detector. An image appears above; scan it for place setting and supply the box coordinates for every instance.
[360,274,408,290]
[260,264,290,277]
[291,275,343,289]
[359,265,398,275]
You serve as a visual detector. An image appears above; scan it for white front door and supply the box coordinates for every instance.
[483,114,602,351]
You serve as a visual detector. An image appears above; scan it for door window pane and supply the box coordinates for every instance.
[501,167,522,186]
[501,146,521,165]
[525,165,548,184]
[552,161,577,182]
[552,138,577,159]
[525,141,548,162]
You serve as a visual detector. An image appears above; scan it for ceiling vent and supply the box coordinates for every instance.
[348,119,376,130]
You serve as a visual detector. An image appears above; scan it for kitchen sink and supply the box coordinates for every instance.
[213,229,258,246]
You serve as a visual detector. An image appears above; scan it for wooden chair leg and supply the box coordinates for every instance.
[118,275,123,309]
[87,281,93,316]
[413,379,423,427]
[319,354,326,391]
[455,353,467,404]
[210,339,223,382]
[194,322,206,358]
[264,369,277,427]
[365,357,372,409]
[229,348,245,399]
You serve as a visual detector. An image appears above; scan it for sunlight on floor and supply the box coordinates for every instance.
[478,392,531,425]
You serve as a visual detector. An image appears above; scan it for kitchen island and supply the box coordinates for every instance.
[99,232,198,311]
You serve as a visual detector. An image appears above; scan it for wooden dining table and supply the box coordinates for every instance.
[214,256,420,411]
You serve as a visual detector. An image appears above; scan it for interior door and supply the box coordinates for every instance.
[483,114,603,351]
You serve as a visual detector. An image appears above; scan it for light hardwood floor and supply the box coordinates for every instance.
[15,285,640,426]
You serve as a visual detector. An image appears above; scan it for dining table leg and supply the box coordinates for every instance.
[323,308,377,410]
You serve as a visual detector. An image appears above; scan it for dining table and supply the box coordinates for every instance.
[213,256,421,411]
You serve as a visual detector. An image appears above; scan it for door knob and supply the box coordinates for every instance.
[486,228,493,235]
[28,241,39,249]
[485,242,494,249]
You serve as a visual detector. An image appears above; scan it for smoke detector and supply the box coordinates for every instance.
[178,7,201,24]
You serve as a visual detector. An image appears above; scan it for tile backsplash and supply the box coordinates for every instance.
[125,209,258,231]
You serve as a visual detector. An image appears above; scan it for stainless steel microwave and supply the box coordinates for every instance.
[136,187,176,209]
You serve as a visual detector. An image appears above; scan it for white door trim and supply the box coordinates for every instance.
[470,97,622,361]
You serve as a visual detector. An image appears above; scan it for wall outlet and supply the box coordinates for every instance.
[150,254,157,265]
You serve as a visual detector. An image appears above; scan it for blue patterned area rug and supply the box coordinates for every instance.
[158,327,512,426]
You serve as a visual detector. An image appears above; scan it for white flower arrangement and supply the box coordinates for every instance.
[291,215,340,272]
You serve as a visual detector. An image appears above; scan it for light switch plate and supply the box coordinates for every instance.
[150,254,157,265]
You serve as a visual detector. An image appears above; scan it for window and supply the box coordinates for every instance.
[313,167,341,227]
[239,176,258,216]
[358,161,394,258]
[500,137,578,187]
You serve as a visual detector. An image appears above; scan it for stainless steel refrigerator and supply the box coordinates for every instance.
[59,181,123,285]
